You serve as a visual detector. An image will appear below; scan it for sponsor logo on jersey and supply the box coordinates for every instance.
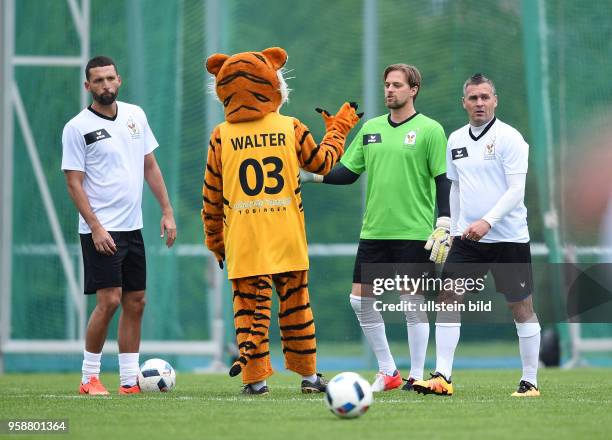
[232,197,291,215]
[363,133,382,145]
[404,130,417,146]
[127,117,141,139]
[483,136,496,160]
[451,147,468,160]
[84,128,111,145]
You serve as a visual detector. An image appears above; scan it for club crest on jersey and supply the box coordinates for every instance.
[483,136,496,160]
[404,130,417,146]
[363,133,382,145]
[127,117,140,139]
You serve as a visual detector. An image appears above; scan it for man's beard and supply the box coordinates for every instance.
[92,90,118,106]
[385,97,407,109]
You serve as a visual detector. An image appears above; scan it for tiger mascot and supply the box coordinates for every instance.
[201,47,361,394]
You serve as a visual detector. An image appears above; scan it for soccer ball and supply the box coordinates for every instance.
[324,372,373,419]
[137,358,176,392]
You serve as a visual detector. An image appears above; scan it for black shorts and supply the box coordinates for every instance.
[353,239,435,284]
[442,237,533,301]
[80,229,147,294]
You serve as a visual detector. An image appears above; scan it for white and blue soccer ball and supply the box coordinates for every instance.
[137,358,176,392]
[324,372,373,419]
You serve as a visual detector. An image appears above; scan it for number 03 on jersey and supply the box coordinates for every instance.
[218,112,309,278]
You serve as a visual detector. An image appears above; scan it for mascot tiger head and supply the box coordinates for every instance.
[206,47,289,123]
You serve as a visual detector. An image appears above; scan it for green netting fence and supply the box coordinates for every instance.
[3,0,612,371]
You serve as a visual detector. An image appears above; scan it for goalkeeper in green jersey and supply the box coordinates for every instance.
[302,64,451,392]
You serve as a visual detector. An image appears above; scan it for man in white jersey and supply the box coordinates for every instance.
[412,74,541,397]
[61,56,176,395]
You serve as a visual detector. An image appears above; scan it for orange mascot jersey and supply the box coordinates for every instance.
[201,47,361,386]
[219,113,307,278]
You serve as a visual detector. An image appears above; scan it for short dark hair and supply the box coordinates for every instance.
[463,73,496,96]
[383,64,422,101]
[85,56,118,80]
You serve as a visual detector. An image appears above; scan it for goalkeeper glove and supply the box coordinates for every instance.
[299,169,323,184]
[424,216,452,264]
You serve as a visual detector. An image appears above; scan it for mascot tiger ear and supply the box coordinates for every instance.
[262,47,287,71]
[205,53,230,75]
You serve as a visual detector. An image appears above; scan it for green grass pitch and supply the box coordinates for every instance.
[1,369,611,440]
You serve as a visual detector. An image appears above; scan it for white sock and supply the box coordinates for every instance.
[82,350,102,383]
[516,320,541,387]
[434,324,460,380]
[118,353,140,387]
[401,294,429,380]
[350,295,396,375]
[406,323,429,380]
[302,374,318,383]
[251,380,267,391]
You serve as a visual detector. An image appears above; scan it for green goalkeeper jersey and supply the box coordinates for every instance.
[341,112,447,240]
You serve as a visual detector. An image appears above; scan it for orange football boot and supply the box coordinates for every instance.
[371,370,403,392]
[412,372,453,396]
[79,376,110,396]
[119,384,141,395]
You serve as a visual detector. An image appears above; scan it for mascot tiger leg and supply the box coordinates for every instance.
[230,275,274,383]
[229,271,317,384]
[273,271,316,377]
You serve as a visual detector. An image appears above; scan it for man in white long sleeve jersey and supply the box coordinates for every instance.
[412,74,541,397]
